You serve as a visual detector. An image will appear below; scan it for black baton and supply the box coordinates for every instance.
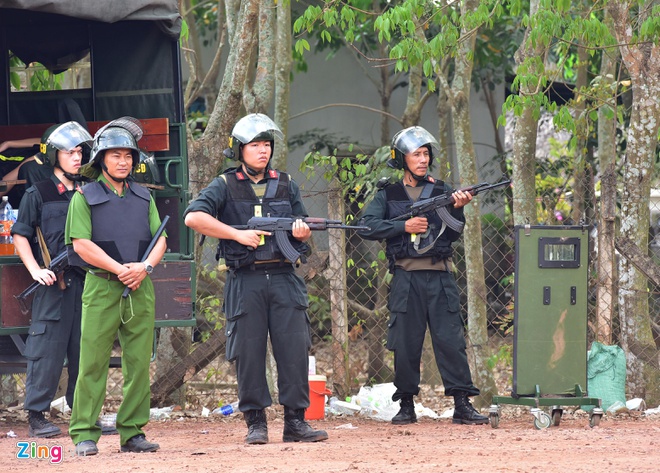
[122,215,170,298]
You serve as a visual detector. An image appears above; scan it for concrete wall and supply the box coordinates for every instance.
[185,36,505,221]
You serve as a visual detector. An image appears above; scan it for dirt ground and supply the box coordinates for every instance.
[2,406,659,473]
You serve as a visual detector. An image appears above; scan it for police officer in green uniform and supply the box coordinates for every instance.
[184,113,328,445]
[65,118,166,456]
[12,122,92,438]
[360,126,488,426]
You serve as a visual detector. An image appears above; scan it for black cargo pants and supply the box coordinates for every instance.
[224,265,312,411]
[386,268,480,401]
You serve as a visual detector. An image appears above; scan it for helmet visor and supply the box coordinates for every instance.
[392,127,439,156]
[232,114,284,144]
[47,121,93,152]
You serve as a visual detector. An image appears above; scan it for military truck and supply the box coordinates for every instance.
[0,1,195,373]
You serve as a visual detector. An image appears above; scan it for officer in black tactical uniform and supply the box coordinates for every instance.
[359,126,488,426]
[184,113,328,445]
[11,122,92,437]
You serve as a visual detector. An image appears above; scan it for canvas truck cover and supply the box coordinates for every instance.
[0,1,184,124]
[0,0,181,37]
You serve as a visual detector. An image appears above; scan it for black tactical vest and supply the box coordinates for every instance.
[218,168,308,268]
[33,179,73,262]
[69,180,152,266]
[384,179,459,264]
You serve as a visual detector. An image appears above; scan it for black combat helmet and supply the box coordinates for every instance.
[89,117,144,169]
[389,126,440,170]
[37,121,93,167]
[223,113,283,162]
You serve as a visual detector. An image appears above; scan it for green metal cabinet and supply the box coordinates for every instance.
[489,225,602,429]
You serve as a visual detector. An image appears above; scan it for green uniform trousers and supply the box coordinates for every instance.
[69,273,155,446]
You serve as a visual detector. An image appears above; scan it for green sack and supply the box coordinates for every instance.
[582,341,626,412]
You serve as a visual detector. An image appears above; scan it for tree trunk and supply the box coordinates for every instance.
[328,181,349,398]
[197,0,260,183]
[154,327,192,406]
[151,329,226,406]
[450,0,496,408]
[243,0,275,113]
[511,0,544,225]
[272,0,292,170]
[596,33,618,345]
[571,45,590,224]
[609,0,660,397]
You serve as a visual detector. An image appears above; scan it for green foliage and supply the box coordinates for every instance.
[180,18,189,43]
[308,291,332,334]
[188,0,220,46]
[294,0,515,96]
[486,343,512,371]
[9,54,64,92]
[300,144,400,210]
[187,111,209,140]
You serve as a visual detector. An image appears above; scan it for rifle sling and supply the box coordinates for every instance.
[413,207,464,255]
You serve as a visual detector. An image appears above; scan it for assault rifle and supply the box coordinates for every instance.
[15,250,68,315]
[241,217,370,263]
[391,179,511,233]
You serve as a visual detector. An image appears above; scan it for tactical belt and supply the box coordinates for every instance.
[88,269,121,282]
[395,257,452,272]
[234,261,294,273]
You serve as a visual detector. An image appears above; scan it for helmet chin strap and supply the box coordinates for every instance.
[403,163,428,182]
[63,171,88,182]
[242,163,264,177]
[54,161,88,184]
[101,162,127,184]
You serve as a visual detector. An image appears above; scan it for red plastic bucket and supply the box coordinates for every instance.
[306,374,331,420]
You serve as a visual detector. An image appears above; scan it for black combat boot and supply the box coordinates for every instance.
[452,393,488,425]
[244,409,269,445]
[28,410,62,438]
[391,396,417,425]
[282,407,329,442]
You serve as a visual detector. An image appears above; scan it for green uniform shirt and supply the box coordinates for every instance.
[65,175,163,246]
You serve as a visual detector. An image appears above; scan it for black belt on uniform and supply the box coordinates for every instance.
[233,262,295,273]
[88,269,121,282]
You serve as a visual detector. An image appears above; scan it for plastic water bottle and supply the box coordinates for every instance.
[212,401,239,416]
[0,196,15,256]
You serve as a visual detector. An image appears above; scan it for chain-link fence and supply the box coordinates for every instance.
[6,148,656,415]
[144,150,660,414]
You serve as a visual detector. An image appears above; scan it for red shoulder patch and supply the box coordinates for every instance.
[427,176,435,183]
[236,171,247,180]
[56,182,67,194]
[268,169,278,179]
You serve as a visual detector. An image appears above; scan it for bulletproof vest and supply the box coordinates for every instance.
[218,168,308,268]
[384,180,456,264]
[69,180,152,266]
[33,179,74,263]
